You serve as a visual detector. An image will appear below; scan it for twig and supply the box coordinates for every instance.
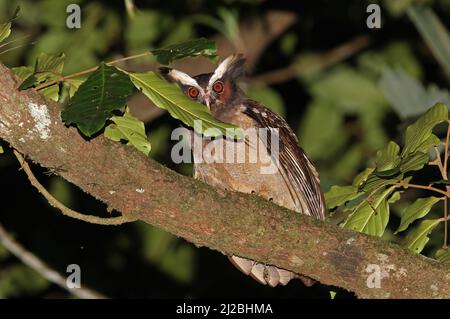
[432,146,445,178]
[34,51,152,91]
[13,150,137,226]
[443,120,450,179]
[444,197,448,248]
[0,222,106,299]
[250,35,369,85]
[395,182,449,197]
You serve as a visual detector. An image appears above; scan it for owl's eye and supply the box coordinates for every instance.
[187,87,199,98]
[212,81,224,93]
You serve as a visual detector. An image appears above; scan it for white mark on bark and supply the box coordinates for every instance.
[109,190,116,195]
[19,138,25,143]
[346,237,355,245]
[135,188,145,193]
[28,102,51,140]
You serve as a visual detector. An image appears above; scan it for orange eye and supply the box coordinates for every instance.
[187,87,199,98]
[212,81,224,93]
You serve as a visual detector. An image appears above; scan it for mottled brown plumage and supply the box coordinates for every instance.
[159,54,325,287]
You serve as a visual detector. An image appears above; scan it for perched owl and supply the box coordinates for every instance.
[159,54,325,287]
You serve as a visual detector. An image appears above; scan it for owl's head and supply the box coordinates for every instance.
[158,54,246,109]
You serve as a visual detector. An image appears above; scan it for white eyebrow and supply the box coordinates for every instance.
[208,55,236,87]
[169,69,201,88]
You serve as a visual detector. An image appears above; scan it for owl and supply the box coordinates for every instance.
[159,54,325,287]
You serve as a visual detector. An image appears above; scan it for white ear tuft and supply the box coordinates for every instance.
[208,54,246,86]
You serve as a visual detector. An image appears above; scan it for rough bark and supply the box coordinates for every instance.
[0,63,449,299]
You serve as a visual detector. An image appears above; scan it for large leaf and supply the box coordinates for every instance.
[104,111,151,156]
[395,197,442,234]
[150,38,216,65]
[408,6,450,79]
[61,63,134,137]
[379,67,450,119]
[402,103,448,157]
[404,219,441,253]
[324,185,363,209]
[342,186,395,237]
[128,71,241,138]
[375,141,401,173]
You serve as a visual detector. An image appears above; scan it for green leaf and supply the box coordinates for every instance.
[407,6,450,79]
[435,249,450,264]
[150,38,216,65]
[65,78,86,97]
[353,167,375,188]
[128,71,241,138]
[324,185,362,209]
[404,219,441,253]
[12,66,34,80]
[0,6,17,44]
[399,152,429,173]
[329,291,337,299]
[17,53,66,93]
[362,174,401,193]
[402,103,448,157]
[342,186,395,237]
[379,67,450,119]
[375,141,401,172]
[61,63,134,137]
[395,197,442,234]
[104,111,151,156]
[388,191,402,204]
[0,22,11,43]
[35,52,65,75]
[0,145,3,154]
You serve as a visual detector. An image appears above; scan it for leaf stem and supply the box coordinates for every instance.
[34,51,152,91]
[395,182,449,197]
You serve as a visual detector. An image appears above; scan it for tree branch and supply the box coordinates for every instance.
[1,63,450,298]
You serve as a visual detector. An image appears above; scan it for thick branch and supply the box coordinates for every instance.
[0,64,449,298]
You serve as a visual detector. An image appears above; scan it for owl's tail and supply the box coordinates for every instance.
[228,256,315,287]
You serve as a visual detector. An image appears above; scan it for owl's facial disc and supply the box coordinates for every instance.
[206,54,246,107]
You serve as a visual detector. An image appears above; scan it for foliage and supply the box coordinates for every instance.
[61,63,134,136]
[150,38,216,65]
[325,103,449,254]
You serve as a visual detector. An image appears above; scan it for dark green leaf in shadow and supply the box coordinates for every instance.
[61,63,134,137]
[151,38,216,65]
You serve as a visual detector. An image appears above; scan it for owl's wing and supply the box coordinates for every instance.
[242,100,325,220]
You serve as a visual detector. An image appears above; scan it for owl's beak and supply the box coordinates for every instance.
[204,93,211,110]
